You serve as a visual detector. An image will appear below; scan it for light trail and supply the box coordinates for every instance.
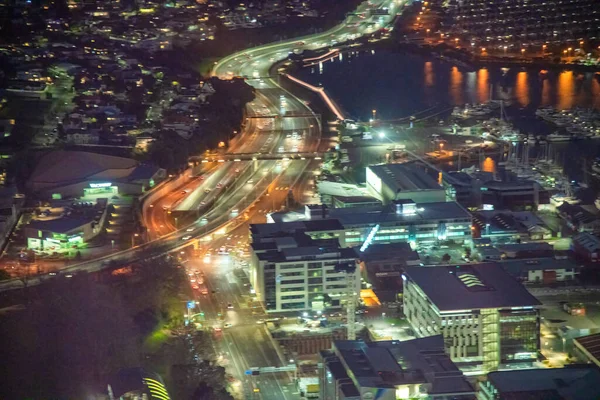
[284,73,346,121]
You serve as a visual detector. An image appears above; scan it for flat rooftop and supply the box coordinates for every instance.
[329,201,471,227]
[368,164,442,192]
[404,264,541,311]
[332,336,474,395]
[487,365,600,400]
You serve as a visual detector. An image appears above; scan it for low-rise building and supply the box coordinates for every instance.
[480,365,600,400]
[358,242,420,302]
[572,232,600,262]
[557,202,600,233]
[26,150,165,199]
[319,336,475,400]
[264,201,472,248]
[472,210,554,242]
[499,258,581,284]
[403,264,541,373]
[442,171,548,210]
[366,164,446,205]
[24,198,109,253]
[250,232,360,314]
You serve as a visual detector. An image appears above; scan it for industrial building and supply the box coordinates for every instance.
[265,200,472,248]
[366,164,446,204]
[250,231,360,314]
[403,264,541,373]
[319,336,475,400]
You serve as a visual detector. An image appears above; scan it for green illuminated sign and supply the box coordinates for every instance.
[89,182,112,188]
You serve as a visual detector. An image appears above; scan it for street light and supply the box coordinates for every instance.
[378,131,385,139]
[131,233,139,248]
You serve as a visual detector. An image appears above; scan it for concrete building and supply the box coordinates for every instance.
[403,264,541,373]
[264,201,472,248]
[319,336,475,400]
[26,150,165,199]
[479,365,600,400]
[250,232,360,314]
[366,164,445,205]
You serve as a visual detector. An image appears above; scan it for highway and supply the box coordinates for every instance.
[0,2,405,399]
[0,0,403,295]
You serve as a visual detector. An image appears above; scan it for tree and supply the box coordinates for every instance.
[0,269,10,281]
[442,253,451,263]
[464,247,472,259]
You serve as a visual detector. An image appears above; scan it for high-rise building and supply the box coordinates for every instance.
[319,336,476,400]
[250,231,360,314]
[403,264,541,373]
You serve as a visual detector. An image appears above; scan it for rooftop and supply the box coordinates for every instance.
[404,264,541,311]
[574,333,600,366]
[330,336,474,395]
[359,242,419,263]
[329,201,471,227]
[368,164,442,192]
[487,365,600,400]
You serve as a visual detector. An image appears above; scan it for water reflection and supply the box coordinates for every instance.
[450,67,464,105]
[514,71,530,107]
[477,68,489,103]
[557,71,575,110]
[299,50,600,121]
[541,76,552,106]
[424,62,433,87]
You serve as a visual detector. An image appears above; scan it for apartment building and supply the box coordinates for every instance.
[403,264,541,373]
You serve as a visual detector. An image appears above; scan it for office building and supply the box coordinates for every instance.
[264,200,472,248]
[403,264,541,373]
[366,164,446,204]
[319,336,475,400]
[250,232,360,314]
[479,365,600,400]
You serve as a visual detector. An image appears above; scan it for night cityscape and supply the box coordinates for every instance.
[1,0,600,399]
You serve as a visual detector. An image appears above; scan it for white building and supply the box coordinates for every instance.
[250,233,360,314]
[366,164,446,205]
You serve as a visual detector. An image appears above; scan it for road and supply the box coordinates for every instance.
[0,0,404,283]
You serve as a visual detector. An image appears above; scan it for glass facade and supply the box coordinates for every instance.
[499,309,539,363]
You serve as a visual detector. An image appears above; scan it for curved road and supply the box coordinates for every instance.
[0,0,405,294]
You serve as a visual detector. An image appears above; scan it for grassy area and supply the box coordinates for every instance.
[143,327,170,353]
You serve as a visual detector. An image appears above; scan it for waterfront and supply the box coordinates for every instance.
[296,50,600,121]
[297,49,600,192]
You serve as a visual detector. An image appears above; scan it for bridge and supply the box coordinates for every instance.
[190,152,324,162]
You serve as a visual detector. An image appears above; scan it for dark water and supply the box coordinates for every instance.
[296,50,600,121]
[296,50,600,194]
